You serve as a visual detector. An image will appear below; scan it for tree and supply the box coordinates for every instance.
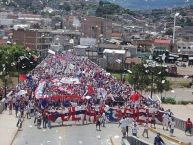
[128,62,171,95]
[96,1,121,17]
[59,2,71,12]
[0,44,39,76]
[165,28,173,36]
[128,63,151,93]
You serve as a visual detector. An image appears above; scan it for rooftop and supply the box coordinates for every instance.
[103,49,125,54]
[154,39,171,45]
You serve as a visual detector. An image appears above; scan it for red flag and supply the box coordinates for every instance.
[130,92,140,102]
[87,85,94,95]
[19,74,27,81]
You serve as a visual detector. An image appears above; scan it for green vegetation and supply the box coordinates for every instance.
[0,44,39,76]
[178,101,193,105]
[162,97,176,104]
[59,2,71,12]
[96,1,135,17]
[111,72,121,80]
[165,28,173,36]
[111,62,171,94]
[128,63,171,94]
[0,44,39,89]
[178,17,193,27]
[96,1,121,17]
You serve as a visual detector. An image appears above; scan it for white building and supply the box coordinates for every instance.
[177,40,193,54]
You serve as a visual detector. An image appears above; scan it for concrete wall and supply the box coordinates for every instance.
[126,136,152,145]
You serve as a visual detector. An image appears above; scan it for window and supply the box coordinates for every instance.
[188,47,191,49]
[183,47,186,49]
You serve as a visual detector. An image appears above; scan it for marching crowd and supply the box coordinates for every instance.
[2,52,193,145]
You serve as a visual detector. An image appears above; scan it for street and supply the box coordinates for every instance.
[12,118,121,145]
[12,117,177,145]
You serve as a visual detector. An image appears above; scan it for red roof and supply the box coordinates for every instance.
[111,32,122,38]
[154,39,171,45]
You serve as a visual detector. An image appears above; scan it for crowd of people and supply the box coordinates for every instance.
[2,52,193,144]
[30,52,133,106]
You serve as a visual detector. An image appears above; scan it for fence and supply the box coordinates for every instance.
[174,117,193,133]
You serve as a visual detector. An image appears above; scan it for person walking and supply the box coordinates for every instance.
[8,100,13,115]
[96,114,101,131]
[118,116,127,138]
[154,133,165,145]
[5,98,8,110]
[42,112,48,128]
[47,112,52,129]
[34,109,38,125]
[125,116,134,136]
[162,113,169,131]
[131,123,139,137]
[101,112,106,127]
[26,104,31,119]
[15,101,19,117]
[16,111,23,129]
[169,118,175,136]
[37,112,42,129]
[151,111,156,129]
[185,118,193,136]
[142,121,149,138]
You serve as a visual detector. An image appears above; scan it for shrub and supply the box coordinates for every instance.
[162,97,176,104]
[178,101,193,105]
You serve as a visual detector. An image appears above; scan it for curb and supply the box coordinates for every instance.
[10,114,26,145]
[10,128,19,145]
[149,127,187,145]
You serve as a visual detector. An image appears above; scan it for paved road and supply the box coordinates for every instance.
[12,118,177,145]
[12,119,122,145]
[0,110,18,145]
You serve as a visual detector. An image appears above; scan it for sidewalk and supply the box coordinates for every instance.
[149,124,193,145]
[0,110,18,145]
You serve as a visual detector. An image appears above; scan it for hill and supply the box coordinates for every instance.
[107,0,193,10]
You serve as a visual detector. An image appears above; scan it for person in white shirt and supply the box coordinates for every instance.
[16,111,23,129]
[169,118,175,136]
[131,123,139,137]
[125,116,133,136]
[101,113,106,127]
[118,117,127,138]
[162,113,169,130]
[142,121,149,138]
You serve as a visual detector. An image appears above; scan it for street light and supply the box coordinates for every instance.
[172,12,180,44]
[160,53,166,100]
